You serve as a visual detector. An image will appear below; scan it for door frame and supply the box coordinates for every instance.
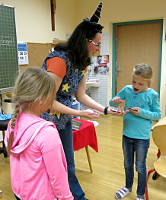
[112,19,163,97]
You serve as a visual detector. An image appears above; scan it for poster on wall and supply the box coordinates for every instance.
[17,42,29,65]
[87,55,110,79]
[95,55,110,74]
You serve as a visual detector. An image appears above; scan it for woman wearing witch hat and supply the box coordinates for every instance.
[42,2,114,199]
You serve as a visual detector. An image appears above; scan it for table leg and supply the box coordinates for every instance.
[85,146,93,173]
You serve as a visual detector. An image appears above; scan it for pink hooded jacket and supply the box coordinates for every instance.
[5,113,73,200]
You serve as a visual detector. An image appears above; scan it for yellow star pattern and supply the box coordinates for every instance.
[56,112,61,119]
[50,112,61,119]
[62,83,70,92]
[81,70,86,76]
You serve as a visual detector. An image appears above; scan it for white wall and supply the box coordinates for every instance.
[0,0,77,42]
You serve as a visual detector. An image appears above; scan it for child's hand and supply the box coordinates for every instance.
[107,107,129,116]
[129,107,140,114]
[112,97,124,104]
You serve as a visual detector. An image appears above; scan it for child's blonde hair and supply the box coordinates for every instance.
[133,63,152,86]
[8,67,56,153]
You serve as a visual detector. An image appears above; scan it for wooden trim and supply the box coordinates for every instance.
[50,0,56,31]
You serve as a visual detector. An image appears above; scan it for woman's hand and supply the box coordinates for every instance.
[78,109,100,119]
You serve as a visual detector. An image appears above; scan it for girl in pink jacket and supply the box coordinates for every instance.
[5,67,73,200]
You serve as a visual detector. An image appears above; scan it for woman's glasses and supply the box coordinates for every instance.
[88,40,101,47]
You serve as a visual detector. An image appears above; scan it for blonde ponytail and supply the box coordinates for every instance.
[7,102,20,154]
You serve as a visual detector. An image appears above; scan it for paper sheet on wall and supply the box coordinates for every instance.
[17,42,29,65]
[100,32,109,55]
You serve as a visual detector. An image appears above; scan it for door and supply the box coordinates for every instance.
[114,20,162,94]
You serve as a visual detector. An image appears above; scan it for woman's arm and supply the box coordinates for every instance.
[49,72,100,118]
[75,75,105,113]
[76,75,127,115]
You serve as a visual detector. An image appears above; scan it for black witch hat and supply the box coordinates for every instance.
[90,2,103,23]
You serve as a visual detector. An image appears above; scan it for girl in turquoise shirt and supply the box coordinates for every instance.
[109,64,161,200]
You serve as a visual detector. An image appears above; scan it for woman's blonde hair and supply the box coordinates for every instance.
[8,67,56,153]
[133,63,153,86]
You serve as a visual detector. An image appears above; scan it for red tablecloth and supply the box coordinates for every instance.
[72,118,98,152]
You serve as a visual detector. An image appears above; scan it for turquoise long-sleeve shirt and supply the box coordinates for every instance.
[109,85,161,139]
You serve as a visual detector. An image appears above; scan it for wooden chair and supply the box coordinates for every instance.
[145,117,166,200]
